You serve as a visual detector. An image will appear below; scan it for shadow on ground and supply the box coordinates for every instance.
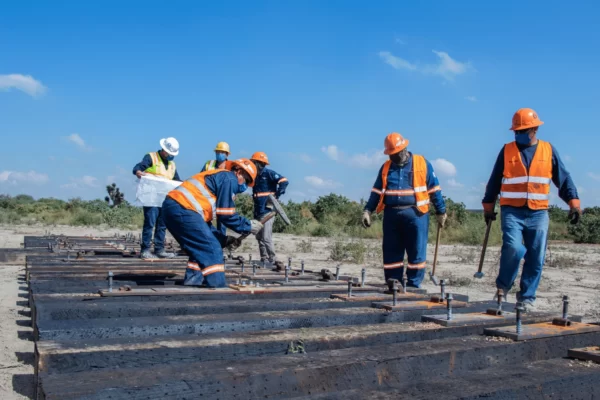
[12,374,34,399]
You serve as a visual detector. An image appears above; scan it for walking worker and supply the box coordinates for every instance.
[162,158,264,287]
[482,108,581,311]
[133,137,181,260]
[202,142,232,172]
[250,151,289,268]
[362,133,447,288]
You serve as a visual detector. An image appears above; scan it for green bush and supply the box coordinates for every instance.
[569,207,600,244]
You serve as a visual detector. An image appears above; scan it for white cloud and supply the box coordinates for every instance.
[288,153,313,164]
[379,50,471,81]
[394,37,406,45]
[304,176,342,189]
[446,178,465,188]
[378,51,417,71]
[321,145,340,161]
[465,96,477,102]
[61,175,98,189]
[588,172,600,181]
[0,170,49,185]
[431,159,457,177]
[322,145,387,169]
[63,133,91,150]
[0,74,47,97]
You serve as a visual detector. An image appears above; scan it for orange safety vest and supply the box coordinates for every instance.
[374,155,436,214]
[500,140,552,210]
[167,170,223,222]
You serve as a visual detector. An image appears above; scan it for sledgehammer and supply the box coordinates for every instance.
[474,220,493,279]
[429,224,441,286]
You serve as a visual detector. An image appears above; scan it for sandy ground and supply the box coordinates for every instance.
[1,224,599,398]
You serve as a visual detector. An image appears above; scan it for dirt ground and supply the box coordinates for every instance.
[1,224,599,399]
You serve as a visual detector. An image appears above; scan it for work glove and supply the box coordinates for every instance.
[224,236,243,251]
[250,220,264,235]
[436,213,447,228]
[568,207,582,225]
[135,171,146,178]
[275,190,285,199]
[362,210,372,228]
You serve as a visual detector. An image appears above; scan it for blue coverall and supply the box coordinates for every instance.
[253,168,289,262]
[162,170,251,288]
[483,142,578,303]
[133,151,181,254]
[365,154,446,287]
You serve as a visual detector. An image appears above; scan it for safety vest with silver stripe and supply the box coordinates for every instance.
[168,170,222,222]
[374,154,437,214]
[500,140,552,210]
[145,152,176,179]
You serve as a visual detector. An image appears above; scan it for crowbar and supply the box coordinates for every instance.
[474,220,493,279]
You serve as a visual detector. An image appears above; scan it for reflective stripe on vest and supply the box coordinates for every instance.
[500,140,552,210]
[145,152,176,179]
[204,160,217,171]
[375,155,431,214]
[169,170,222,222]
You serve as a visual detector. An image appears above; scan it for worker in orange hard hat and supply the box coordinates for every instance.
[482,108,581,312]
[162,158,264,287]
[250,151,289,269]
[362,132,447,287]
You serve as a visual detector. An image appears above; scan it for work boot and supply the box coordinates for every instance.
[273,261,285,271]
[155,250,176,259]
[140,250,158,260]
[522,300,536,313]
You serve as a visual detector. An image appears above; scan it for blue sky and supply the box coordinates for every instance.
[1,0,599,208]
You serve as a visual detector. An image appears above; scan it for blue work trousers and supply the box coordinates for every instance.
[141,206,166,253]
[497,206,549,303]
[382,207,428,287]
[161,197,227,288]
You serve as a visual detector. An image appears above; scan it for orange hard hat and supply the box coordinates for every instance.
[250,151,270,165]
[510,108,544,131]
[231,158,258,187]
[383,132,409,155]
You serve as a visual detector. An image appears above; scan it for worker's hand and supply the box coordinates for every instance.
[135,171,146,179]
[362,210,372,228]
[436,213,447,228]
[484,211,497,224]
[275,190,285,199]
[225,236,243,250]
[250,220,264,235]
[568,207,582,225]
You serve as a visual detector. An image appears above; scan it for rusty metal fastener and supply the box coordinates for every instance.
[301,260,305,275]
[253,264,257,276]
[497,288,504,312]
[108,271,114,293]
[361,268,366,287]
[335,266,340,281]
[515,302,524,335]
[392,283,398,306]
[446,293,453,320]
[347,280,353,297]
[402,276,407,294]
[562,295,569,320]
[440,279,446,299]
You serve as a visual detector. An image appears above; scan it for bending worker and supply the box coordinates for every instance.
[362,133,447,288]
[482,108,581,311]
[162,159,264,287]
[133,137,181,260]
[202,142,232,172]
[250,151,289,268]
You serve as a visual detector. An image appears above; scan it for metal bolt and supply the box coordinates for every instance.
[236,277,241,285]
[288,257,292,269]
[392,284,398,306]
[301,260,305,275]
[285,266,290,283]
[335,266,340,281]
[497,289,504,313]
[402,276,407,294]
[446,293,453,320]
[440,279,446,299]
[253,264,256,276]
[255,281,260,288]
[515,302,524,335]
[249,254,252,262]
[347,280,353,297]
[108,271,114,293]
[241,262,245,273]
[361,268,366,287]
[562,295,569,320]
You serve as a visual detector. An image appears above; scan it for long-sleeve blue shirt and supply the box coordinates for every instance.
[204,171,252,234]
[133,151,181,181]
[482,142,578,206]
[364,154,446,214]
[252,168,289,218]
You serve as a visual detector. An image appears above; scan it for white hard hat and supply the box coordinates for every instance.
[160,137,179,156]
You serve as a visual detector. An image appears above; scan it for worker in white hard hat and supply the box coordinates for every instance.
[133,137,181,260]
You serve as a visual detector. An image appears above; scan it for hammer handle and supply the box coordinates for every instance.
[477,220,493,274]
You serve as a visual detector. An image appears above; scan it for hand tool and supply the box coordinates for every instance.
[429,223,442,285]
[474,220,493,279]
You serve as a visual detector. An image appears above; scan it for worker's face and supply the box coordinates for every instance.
[389,148,409,165]
[215,151,228,163]
[160,150,175,161]
[514,127,537,146]
[252,160,266,173]
[235,169,252,186]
